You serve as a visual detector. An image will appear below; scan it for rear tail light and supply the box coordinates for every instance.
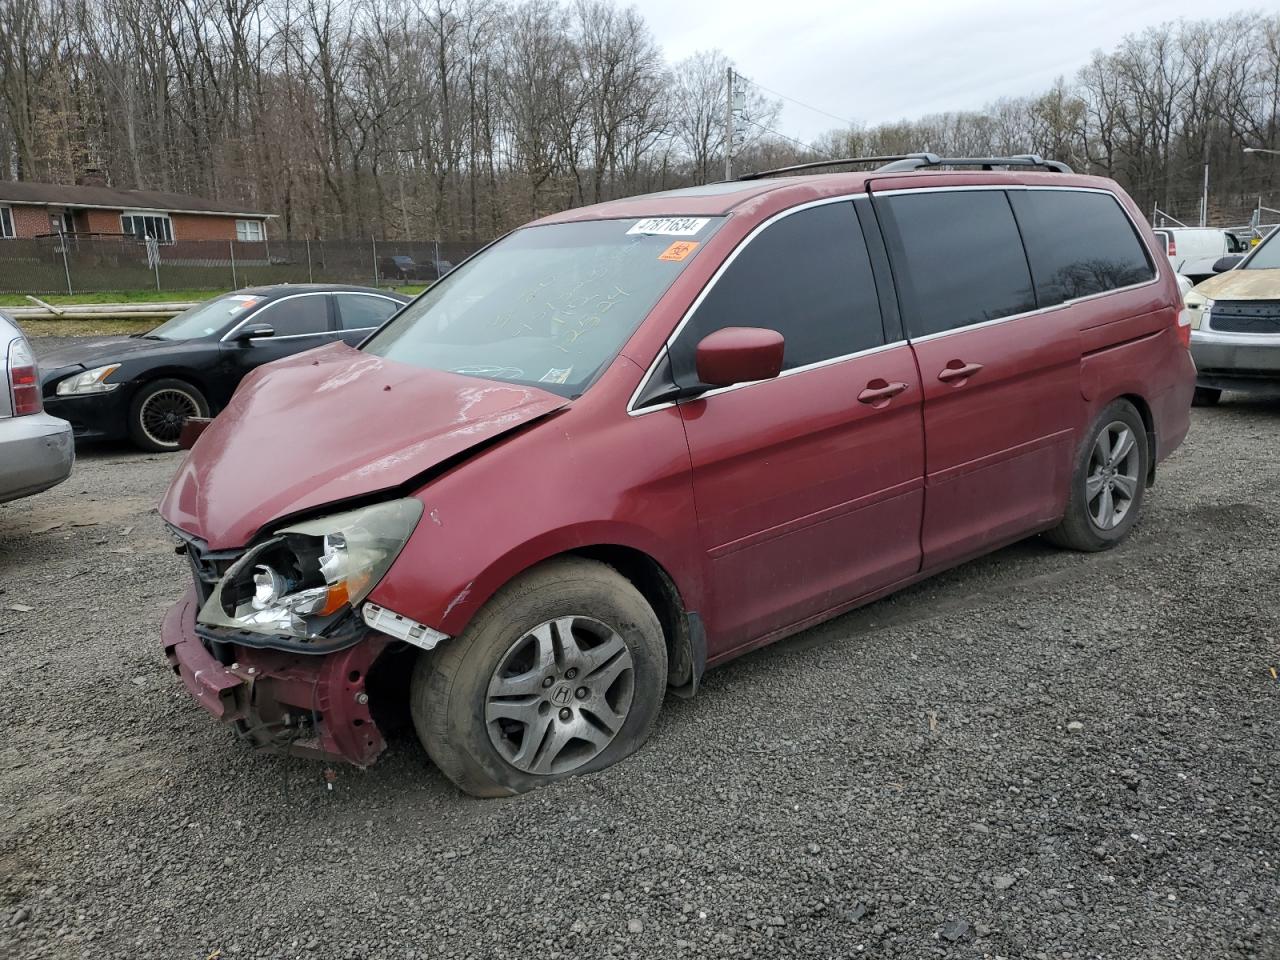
[7,336,42,416]
[1167,237,1177,257]
[1175,308,1192,349]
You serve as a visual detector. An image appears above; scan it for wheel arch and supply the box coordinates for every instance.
[397,535,707,698]
[1116,391,1157,485]
[569,544,705,696]
[131,367,213,403]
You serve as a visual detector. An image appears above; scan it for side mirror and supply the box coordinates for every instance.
[1212,255,1243,274]
[231,322,275,342]
[695,326,785,388]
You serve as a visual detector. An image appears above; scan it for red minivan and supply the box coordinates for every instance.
[160,155,1195,796]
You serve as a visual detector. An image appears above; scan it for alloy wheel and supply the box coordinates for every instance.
[485,616,635,776]
[139,388,199,448]
[1086,420,1140,530]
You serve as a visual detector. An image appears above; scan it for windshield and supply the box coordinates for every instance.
[147,294,266,340]
[362,217,724,397]
[1244,230,1280,270]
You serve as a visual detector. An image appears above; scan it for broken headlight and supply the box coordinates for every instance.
[197,499,423,641]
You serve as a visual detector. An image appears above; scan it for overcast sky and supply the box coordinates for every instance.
[641,0,1224,143]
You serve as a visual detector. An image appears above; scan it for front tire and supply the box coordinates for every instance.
[127,378,209,452]
[411,558,667,797]
[1046,399,1148,552]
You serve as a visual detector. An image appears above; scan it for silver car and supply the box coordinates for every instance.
[1183,227,1280,406]
[1,311,74,503]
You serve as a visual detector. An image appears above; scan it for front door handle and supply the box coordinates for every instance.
[857,379,909,405]
[937,360,984,383]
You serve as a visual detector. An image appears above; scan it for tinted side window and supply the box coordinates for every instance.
[256,295,330,336]
[671,202,883,382]
[879,191,1035,338]
[1011,190,1155,307]
[337,294,399,330]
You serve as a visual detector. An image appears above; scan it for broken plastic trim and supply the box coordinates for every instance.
[361,602,448,651]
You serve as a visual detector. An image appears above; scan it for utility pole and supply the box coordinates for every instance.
[1200,139,1210,228]
[724,66,735,181]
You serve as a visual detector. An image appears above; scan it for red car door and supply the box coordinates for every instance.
[873,186,1083,570]
[659,200,925,656]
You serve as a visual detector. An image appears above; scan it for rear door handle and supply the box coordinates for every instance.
[857,379,909,404]
[937,361,984,383]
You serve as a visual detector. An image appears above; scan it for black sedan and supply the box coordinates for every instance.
[39,285,409,451]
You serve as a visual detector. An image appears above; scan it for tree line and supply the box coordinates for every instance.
[0,1,1276,240]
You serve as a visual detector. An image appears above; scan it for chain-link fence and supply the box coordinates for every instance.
[0,236,489,295]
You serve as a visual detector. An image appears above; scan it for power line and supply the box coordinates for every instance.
[736,74,858,129]
[740,116,824,155]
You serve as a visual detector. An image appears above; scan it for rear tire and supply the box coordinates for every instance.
[1046,399,1148,552]
[128,378,209,452]
[411,557,667,797]
[1192,386,1222,407]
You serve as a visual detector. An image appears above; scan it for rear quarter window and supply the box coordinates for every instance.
[1010,190,1155,307]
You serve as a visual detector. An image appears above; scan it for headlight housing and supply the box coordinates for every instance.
[1183,297,1213,330]
[56,364,121,396]
[197,499,423,641]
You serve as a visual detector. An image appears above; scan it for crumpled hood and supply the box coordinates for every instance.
[160,342,569,549]
[1194,267,1280,301]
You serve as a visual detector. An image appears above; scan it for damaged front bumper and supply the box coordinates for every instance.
[162,589,392,766]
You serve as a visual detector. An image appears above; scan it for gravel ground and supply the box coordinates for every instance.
[2,345,1278,959]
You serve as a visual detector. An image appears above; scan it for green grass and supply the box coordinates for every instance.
[0,288,229,307]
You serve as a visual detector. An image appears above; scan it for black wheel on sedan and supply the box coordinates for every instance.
[128,378,210,452]
[410,557,667,797]
[1046,399,1148,552]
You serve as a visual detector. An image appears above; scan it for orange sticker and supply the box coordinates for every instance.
[658,241,699,262]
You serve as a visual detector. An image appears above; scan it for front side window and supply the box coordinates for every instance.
[1011,190,1155,306]
[122,213,174,244]
[0,206,12,238]
[1244,229,1280,270]
[236,219,264,242]
[254,294,331,336]
[879,190,1036,338]
[669,201,885,384]
[336,293,400,330]
[363,217,724,398]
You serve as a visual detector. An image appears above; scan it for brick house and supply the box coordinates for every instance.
[0,175,274,243]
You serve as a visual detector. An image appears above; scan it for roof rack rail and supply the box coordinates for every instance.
[737,152,1072,180]
[737,155,932,180]
[876,153,1073,173]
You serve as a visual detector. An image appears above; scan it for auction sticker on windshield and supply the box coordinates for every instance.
[658,241,699,262]
[626,217,709,237]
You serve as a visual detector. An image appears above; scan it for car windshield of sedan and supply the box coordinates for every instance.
[146,294,266,340]
[361,217,724,397]
[1244,232,1280,270]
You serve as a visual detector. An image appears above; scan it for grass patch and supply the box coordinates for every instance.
[0,288,229,307]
